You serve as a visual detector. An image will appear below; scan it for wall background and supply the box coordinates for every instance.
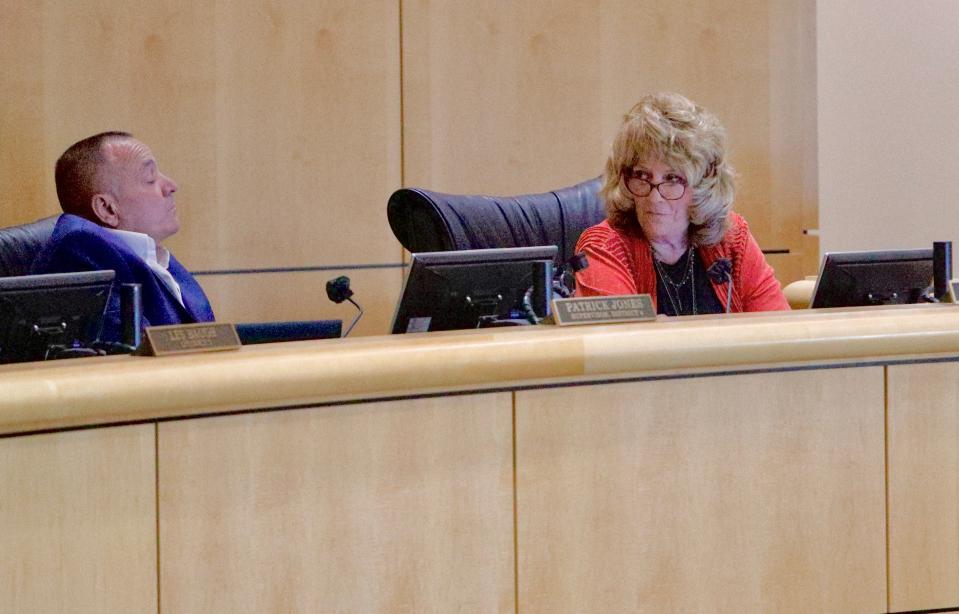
[1,1,817,334]
[817,0,959,271]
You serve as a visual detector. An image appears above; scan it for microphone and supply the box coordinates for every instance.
[706,258,734,313]
[326,276,363,337]
[567,252,589,273]
[556,252,590,298]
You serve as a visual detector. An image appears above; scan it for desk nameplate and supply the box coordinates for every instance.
[140,323,241,356]
[552,294,656,326]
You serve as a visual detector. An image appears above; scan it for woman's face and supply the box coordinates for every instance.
[627,158,692,244]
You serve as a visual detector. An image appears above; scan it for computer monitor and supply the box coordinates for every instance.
[810,248,934,308]
[391,246,558,334]
[0,270,114,363]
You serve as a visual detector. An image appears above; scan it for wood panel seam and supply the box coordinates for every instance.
[512,391,520,614]
[885,365,891,614]
[398,0,406,189]
[193,263,407,276]
[155,422,162,614]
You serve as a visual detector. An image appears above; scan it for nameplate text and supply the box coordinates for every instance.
[140,322,241,356]
[552,294,656,326]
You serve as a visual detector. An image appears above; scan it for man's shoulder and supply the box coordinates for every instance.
[34,215,133,272]
[50,214,110,241]
[50,215,137,253]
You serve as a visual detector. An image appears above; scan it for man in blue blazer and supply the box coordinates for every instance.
[32,131,214,343]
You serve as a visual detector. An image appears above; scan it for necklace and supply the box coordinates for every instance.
[653,248,697,315]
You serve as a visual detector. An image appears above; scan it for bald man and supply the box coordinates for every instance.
[32,131,214,343]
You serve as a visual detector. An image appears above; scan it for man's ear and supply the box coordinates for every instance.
[90,193,119,228]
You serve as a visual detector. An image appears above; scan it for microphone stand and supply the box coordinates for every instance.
[343,297,363,337]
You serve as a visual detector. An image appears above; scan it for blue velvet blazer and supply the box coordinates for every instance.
[31,214,215,342]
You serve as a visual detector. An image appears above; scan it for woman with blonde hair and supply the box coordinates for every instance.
[575,92,789,314]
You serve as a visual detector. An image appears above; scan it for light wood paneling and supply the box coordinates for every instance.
[0,6,50,222]
[189,0,401,270]
[158,394,515,613]
[0,1,402,330]
[516,368,886,613]
[197,266,404,337]
[769,0,820,277]
[0,1,401,269]
[1,2,220,226]
[402,0,818,274]
[888,362,959,612]
[0,425,157,614]
[402,1,604,195]
[2,1,819,331]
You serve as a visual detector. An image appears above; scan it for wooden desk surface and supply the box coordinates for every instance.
[4,304,959,613]
[3,303,959,435]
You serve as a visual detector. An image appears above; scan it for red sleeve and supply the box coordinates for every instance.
[574,225,638,297]
[735,223,790,312]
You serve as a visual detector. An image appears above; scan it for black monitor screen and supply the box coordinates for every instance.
[810,248,933,308]
[0,270,114,363]
[391,246,558,334]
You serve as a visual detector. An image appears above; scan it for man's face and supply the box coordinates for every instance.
[96,138,180,243]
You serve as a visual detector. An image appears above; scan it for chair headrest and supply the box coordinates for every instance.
[387,177,604,265]
[0,215,59,277]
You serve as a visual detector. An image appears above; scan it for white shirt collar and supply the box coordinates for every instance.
[103,226,183,307]
[104,227,171,269]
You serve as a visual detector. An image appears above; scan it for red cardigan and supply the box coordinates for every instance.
[574,214,790,313]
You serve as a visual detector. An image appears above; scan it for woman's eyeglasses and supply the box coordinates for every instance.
[624,171,687,200]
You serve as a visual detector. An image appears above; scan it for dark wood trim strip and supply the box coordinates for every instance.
[193,263,407,276]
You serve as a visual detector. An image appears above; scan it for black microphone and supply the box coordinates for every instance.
[555,252,590,297]
[326,276,363,337]
[567,252,589,273]
[706,258,734,314]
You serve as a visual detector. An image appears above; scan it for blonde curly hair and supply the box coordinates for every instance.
[602,92,735,246]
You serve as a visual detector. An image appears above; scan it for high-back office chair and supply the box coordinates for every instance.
[0,216,58,277]
[387,177,605,268]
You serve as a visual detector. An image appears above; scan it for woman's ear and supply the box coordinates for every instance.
[90,193,120,228]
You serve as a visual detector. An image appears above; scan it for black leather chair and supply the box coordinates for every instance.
[387,177,604,267]
[0,215,59,277]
